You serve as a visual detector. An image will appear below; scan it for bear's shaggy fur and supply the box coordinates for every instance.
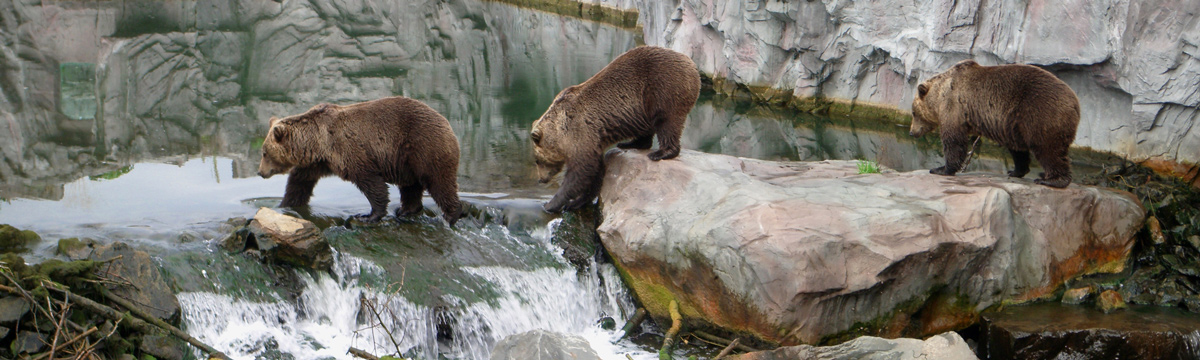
[531,46,700,212]
[911,59,1081,188]
[258,97,462,225]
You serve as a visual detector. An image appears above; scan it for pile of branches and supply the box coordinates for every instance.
[0,254,228,359]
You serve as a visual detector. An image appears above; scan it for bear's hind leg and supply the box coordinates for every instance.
[396,184,425,218]
[648,115,684,161]
[1033,148,1072,188]
[618,135,654,150]
[425,178,462,226]
[353,176,391,222]
[1007,149,1031,178]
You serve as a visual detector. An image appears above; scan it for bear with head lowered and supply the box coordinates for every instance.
[531,46,701,213]
[258,96,462,225]
[910,59,1081,188]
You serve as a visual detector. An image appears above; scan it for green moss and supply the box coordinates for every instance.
[89,165,133,181]
[608,257,680,319]
[0,224,40,253]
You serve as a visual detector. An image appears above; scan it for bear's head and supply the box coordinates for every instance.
[530,86,579,183]
[258,104,331,178]
[910,59,978,138]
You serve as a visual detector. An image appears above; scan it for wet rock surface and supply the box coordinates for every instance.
[982,303,1200,359]
[88,242,181,323]
[236,207,334,271]
[0,297,30,325]
[598,149,1145,345]
[489,329,603,360]
[728,331,976,360]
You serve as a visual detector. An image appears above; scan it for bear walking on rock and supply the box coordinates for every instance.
[531,46,701,213]
[258,97,462,225]
[910,59,1081,188]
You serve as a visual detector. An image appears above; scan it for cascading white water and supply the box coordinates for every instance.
[179,220,657,360]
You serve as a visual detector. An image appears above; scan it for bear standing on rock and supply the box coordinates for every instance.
[910,59,1081,188]
[531,46,701,213]
[258,97,462,225]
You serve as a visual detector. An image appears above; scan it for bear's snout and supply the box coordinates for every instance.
[258,170,272,179]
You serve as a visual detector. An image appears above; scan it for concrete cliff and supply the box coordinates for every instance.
[630,0,1199,176]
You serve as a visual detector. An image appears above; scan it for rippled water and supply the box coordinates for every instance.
[0,0,1099,358]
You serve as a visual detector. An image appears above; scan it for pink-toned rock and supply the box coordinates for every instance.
[598,149,1144,345]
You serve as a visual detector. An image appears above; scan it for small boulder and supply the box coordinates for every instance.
[1098,290,1127,313]
[727,332,977,360]
[13,330,47,354]
[0,296,30,325]
[89,242,181,323]
[245,207,333,271]
[490,329,603,360]
[0,224,40,253]
[139,334,184,360]
[1061,286,1094,305]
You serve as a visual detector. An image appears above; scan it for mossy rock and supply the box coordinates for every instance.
[0,224,41,253]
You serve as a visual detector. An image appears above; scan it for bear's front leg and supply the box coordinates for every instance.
[281,167,328,207]
[933,128,971,176]
[544,156,602,213]
[353,176,391,223]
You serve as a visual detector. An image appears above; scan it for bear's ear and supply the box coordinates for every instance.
[554,86,579,104]
[531,129,542,146]
[953,59,979,70]
[272,124,288,143]
[269,116,280,127]
[917,84,929,98]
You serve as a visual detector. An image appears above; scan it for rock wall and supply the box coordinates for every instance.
[0,0,637,199]
[630,0,1200,174]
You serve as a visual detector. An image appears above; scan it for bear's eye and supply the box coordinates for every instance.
[531,131,542,145]
[918,84,929,98]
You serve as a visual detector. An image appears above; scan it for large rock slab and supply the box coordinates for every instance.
[241,208,333,271]
[598,149,1144,345]
[728,331,976,360]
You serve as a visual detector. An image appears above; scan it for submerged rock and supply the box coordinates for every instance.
[489,329,603,360]
[982,303,1200,359]
[598,149,1144,345]
[728,331,976,360]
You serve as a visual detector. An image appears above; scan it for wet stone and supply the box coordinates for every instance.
[246,207,333,271]
[1185,295,1200,313]
[983,303,1200,359]
[90,242,181,323]
[490,329,603,360]
[139,334,184,360]
[1061,287,1094,305]
[1098,290,1127,313]
[56,237,99,260]
[0,326,8,340]
[13,330,47,354]
[0,224,41,253]
[0,296,29,325]
[728,332,977,360]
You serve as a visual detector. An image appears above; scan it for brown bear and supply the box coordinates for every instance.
[257,96,462,225]
[531,46,700,213]
[910,59,1080,188]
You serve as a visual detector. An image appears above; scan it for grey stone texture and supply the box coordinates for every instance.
[632,0,1200,168]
